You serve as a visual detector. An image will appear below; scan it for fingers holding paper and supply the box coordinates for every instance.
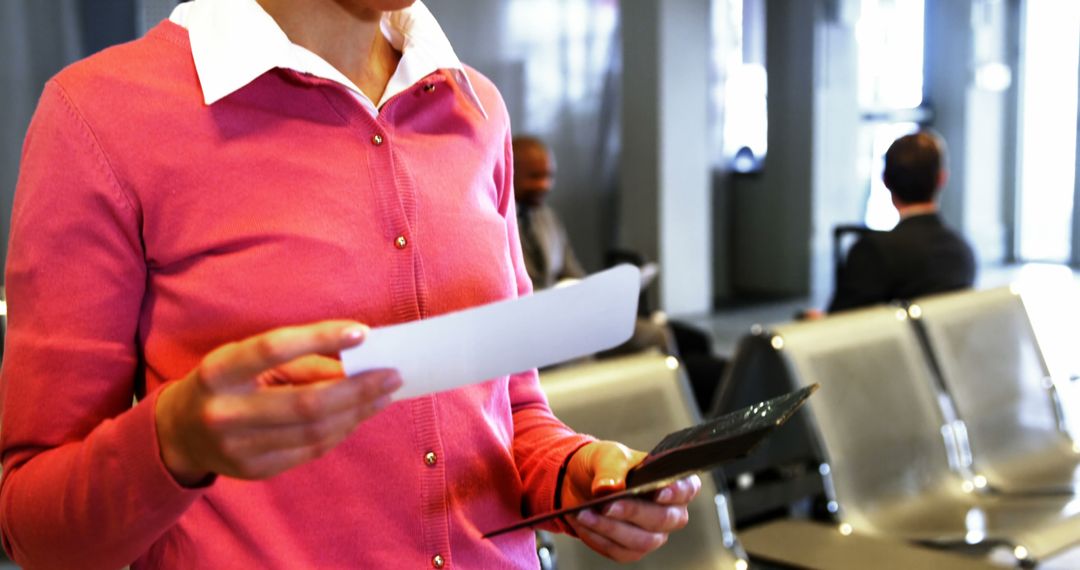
[155,320,403,486]
[562,441,700,562]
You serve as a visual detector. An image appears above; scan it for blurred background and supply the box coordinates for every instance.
[3,0,1078,318]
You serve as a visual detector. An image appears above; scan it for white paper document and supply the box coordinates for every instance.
[340,264,641,401]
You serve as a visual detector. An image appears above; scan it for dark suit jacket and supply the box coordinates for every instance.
[828,213,976,313]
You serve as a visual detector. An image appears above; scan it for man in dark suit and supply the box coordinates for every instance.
[828,130,976,313]
[512,136,587,290]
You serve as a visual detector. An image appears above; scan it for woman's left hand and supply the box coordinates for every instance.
[561,441,701,562]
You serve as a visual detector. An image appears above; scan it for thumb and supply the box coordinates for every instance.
[256,354,346,386]
[569,441,647,498]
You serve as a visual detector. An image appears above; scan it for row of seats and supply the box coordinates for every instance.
[539,351,747,570]
[754,287,1080,566]
[539,285,1080,568]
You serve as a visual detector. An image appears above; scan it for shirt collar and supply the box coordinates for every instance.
[170,0,486,118]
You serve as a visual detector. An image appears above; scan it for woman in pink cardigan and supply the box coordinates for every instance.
[0,0,698,568]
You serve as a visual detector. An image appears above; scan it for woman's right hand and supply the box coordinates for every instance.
[154,320,402,486]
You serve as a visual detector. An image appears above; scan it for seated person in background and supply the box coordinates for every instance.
[513,136,671,357]
[512,138,733,411]
[828,130,976,313]
[513,135,586,289]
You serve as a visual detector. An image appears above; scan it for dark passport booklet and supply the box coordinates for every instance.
[484,383,819,538]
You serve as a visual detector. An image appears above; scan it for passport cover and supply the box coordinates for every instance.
[483,383,819,538]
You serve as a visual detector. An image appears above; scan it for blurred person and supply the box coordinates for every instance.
[0,1,700,568]
[513,136,674,358]
[513,135,586,290]
[828,130,976,313]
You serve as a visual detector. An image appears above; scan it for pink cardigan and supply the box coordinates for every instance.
[1,21,590,569]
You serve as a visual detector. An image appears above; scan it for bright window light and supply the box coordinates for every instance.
[1017,0,1080,262]
[855,0,926,229]
[505,0,618,133]
[856,0,925,110]
[862,122,920,230]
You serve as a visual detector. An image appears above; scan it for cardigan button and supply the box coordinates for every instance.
[423,83,436,93]
[371,134,384,146]
[424,451,437,466]
[432,554,445,568]
[395,235,408,249]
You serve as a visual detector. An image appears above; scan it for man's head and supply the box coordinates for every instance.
[883,130,948,206]
[512,136,556,208]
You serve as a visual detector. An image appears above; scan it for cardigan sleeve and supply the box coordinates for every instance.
[0,80,204,569]
[497,127,594,534]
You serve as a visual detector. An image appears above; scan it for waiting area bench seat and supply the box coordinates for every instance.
[539,351,747,570]
[740,518,1001,570]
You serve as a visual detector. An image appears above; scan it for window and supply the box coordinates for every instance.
[713,0,767,172]
[855,0,927,230]
[1016,0,1080,262]
[505,0,619,134]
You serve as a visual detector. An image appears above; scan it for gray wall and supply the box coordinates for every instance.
[619,0,713,316]
[0,1,82,272]
[426,0,621,275]
[728,0,861,304]
[727,0,818,299]
[139,0,180,33]
[926,0,1011,265]
[810,2,862,305]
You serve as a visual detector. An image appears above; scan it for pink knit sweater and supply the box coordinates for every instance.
[1,21,590,569]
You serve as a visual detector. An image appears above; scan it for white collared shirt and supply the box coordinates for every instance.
[170,0,486,118]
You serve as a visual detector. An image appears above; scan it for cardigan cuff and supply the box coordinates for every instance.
[141,384,217,495]
[534,436,594,536]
